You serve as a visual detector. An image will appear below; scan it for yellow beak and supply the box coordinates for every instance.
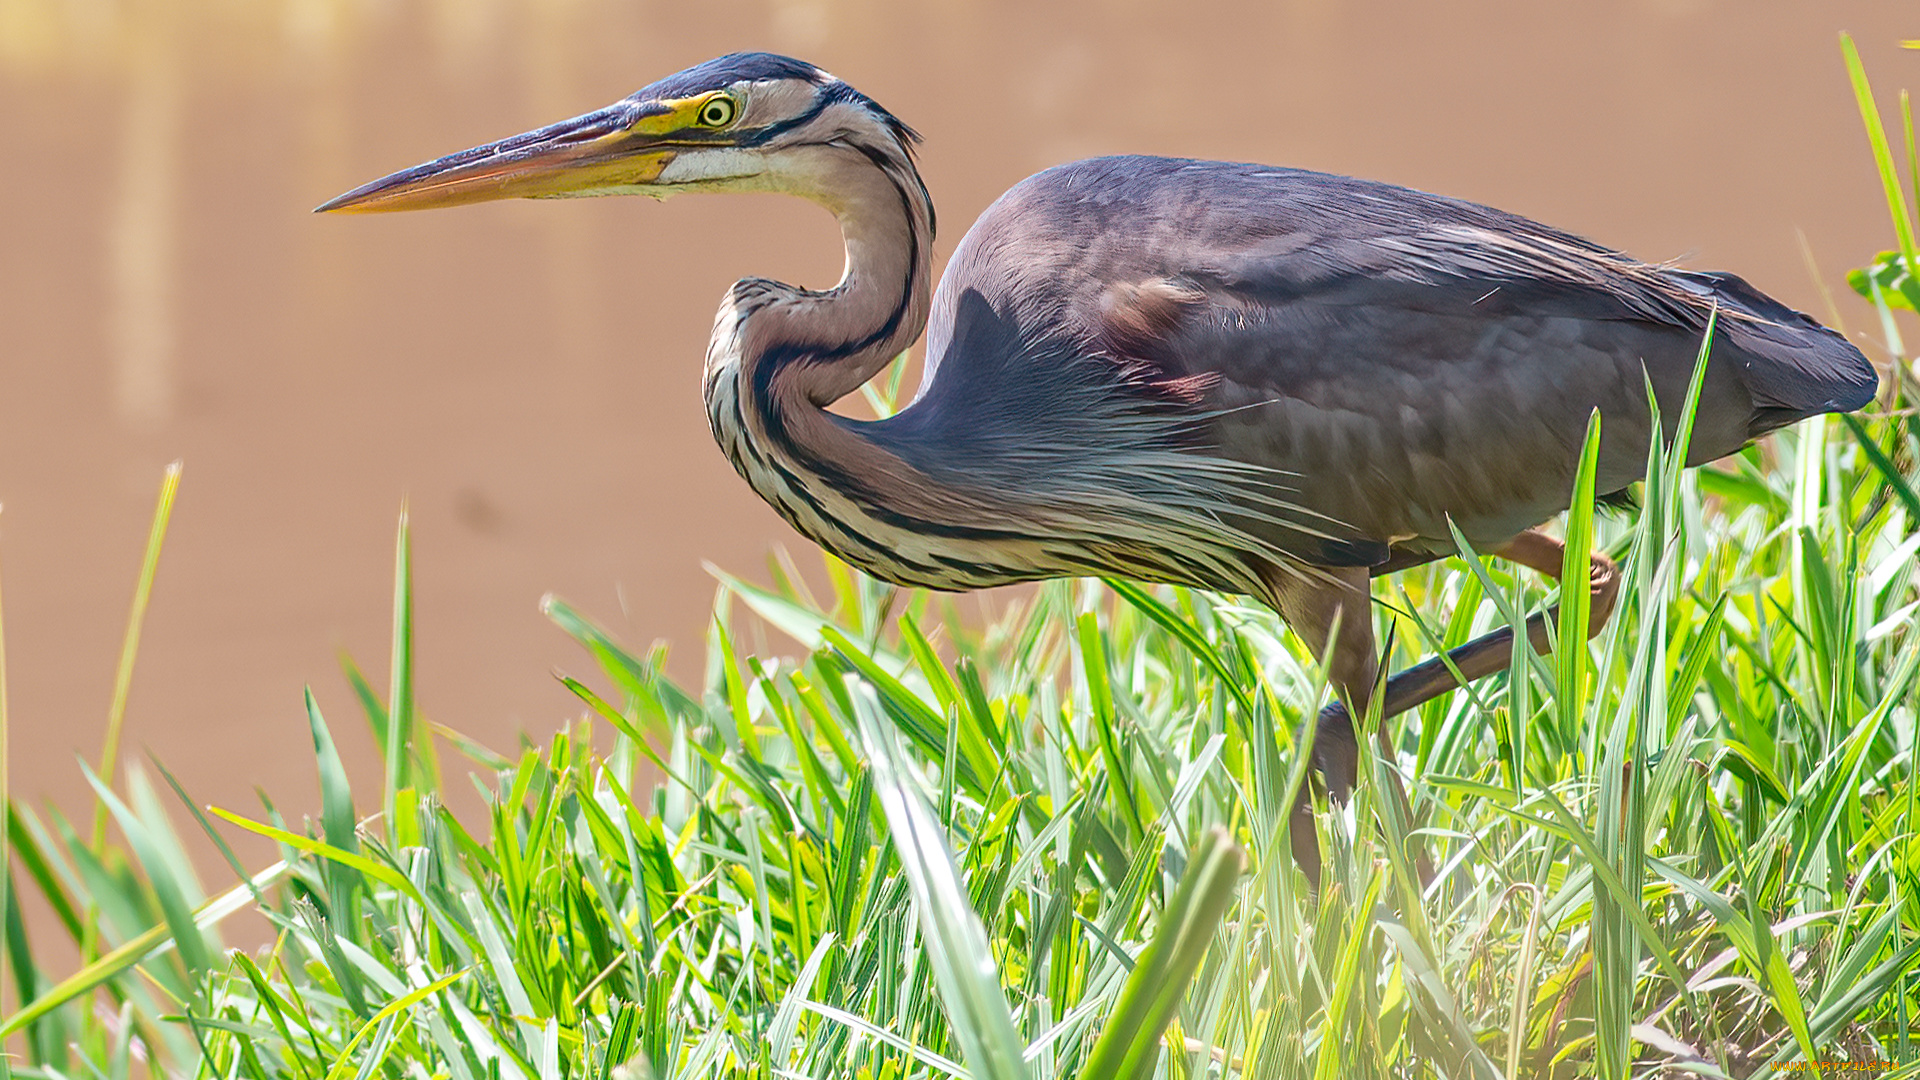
[315,102,681,214]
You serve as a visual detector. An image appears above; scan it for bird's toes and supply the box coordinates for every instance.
[1310,701,1360,801]
[1586,556,1622,637]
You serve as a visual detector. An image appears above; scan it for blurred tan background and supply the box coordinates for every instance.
[0,1,1910,837]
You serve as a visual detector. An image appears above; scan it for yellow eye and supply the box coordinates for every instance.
[697,96,737,128]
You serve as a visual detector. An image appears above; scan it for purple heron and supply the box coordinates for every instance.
[320,53,1876,879]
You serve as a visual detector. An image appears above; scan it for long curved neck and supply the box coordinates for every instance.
[705,138,993,582]
[705,141,933,407]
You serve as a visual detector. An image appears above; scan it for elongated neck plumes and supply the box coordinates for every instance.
[697,134,1293,598]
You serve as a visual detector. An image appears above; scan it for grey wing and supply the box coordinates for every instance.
[1083,168,1873,559]
[916,156,1872,569]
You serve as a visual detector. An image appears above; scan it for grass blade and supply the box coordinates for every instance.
[1080,826,1245,1080]
[851,678,1028,1080]
[91,461,182,853]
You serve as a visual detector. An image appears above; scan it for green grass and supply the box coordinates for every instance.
[4,33,1920,1080]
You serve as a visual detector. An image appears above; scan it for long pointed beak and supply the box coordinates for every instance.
[315,102,679,214]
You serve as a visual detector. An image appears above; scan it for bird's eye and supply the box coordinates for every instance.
[697,96,737,128]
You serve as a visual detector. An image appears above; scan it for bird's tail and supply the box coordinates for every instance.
[1674,269,1878,436]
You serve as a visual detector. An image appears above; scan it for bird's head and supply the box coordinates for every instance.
[315,52,918,214]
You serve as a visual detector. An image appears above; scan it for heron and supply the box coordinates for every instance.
[319,52,1876,880]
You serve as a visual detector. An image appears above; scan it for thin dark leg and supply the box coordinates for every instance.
[1277,529,1620,887]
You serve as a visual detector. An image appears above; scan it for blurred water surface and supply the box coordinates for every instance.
[0,0,1909,832]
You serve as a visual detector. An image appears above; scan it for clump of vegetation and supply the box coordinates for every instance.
[4,33,1919,1080]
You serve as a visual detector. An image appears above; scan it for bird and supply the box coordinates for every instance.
[318,52,1877,880]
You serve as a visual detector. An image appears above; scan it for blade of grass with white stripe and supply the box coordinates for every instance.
[1079,826,1245,1080]
[850,678,1028,1080]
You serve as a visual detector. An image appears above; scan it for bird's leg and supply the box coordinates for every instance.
[1264,566,1426,884]
[1277,528,1620,885]
[1265,565,1379,792]
[1368,529,1620,721]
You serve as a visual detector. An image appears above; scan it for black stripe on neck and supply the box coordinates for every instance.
[747,149,919,478]
[736,143,1051,546]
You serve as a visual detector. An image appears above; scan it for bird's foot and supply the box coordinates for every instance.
[1307,699,1361,803]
